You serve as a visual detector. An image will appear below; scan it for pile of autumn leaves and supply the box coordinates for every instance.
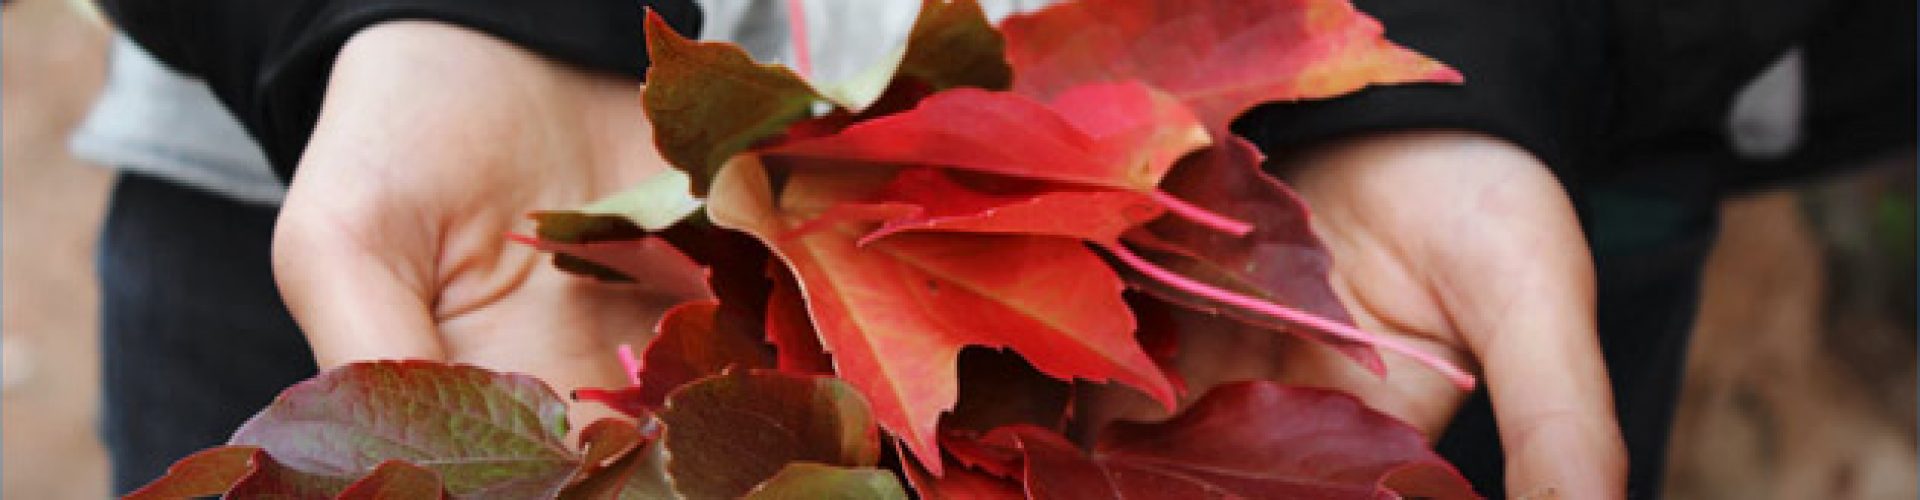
[131,0,1485,498]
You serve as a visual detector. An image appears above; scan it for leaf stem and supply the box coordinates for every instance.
[1150,190,1254,236]
[1103,243,1477,390]
[618,344,642,386]
[785,0,813,77]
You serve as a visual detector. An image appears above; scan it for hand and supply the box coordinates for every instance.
[1275,130,1625,497]
[272,22,696,421]
[1100,131,1626,497]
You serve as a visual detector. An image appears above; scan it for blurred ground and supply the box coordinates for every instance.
[1,0,1914,498]
[1664,162,1918,500]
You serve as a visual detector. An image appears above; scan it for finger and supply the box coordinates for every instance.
[1273,130,1627,496]
[272,193,447,368]
[1420,148,1625,498]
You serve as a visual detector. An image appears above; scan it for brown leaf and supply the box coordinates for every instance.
[659,370,880,499]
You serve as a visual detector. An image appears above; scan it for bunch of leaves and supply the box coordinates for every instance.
[137,0,1487,497]
[128,361,903,499]
[577,0,1475,472]
[129,357,1469,498]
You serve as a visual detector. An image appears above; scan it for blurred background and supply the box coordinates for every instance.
[2,0,1913,497]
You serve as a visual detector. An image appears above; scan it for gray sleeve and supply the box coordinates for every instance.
[70,36,285,206]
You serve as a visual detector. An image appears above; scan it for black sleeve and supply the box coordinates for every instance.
[1231,0,1609,176]
[99,0,703,180]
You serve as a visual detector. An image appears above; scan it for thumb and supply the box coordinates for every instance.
[1420,141,1625,498]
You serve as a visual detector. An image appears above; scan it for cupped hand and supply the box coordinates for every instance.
[272,22,695,418]
[1130,131,1626,498]
[1277,131,1624,497]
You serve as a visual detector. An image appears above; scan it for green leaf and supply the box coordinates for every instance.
[659,370,880,499]
[228,361,579,498]
[643,11,825,196]
[573,169,704,232]
[523,168,708,285]
[896,0,1012,91]
[743,463,908,500]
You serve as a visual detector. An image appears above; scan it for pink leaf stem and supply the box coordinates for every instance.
[785,0,813,77]
[1149,190,1254,236]
[617,343,642,386]
[1102,242,1477,390]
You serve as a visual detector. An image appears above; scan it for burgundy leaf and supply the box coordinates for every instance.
[123,446,261,500]
[508,233,709,298]
[228,361,581,498]
[557,419,671,500]
[659,370,880,499]
[741,463,908,500]
[898,440,1024,500]
[225,453,353,499]
[987,382,1480,499]
[944,349,1075,434]
[573,386,654,421]
[635,300,775,408]
[336,461,449,500]
[1124,137,1385,374]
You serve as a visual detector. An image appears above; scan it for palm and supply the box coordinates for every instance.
[272,23,693,401]
[1095,131,1624,497]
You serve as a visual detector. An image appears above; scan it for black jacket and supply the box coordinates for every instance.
[100,0,1912,190]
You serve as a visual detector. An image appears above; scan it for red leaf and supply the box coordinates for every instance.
[633,300,775,408]
[898,440,1024,500]
[766,263,835,375]
[989,382,1480,499]
[937,433,1022,480]
[1124,137,1384,374]
[760,82,1207,192]
[337,461,449,500]
[707,156,1175,474]
[1001,0,1462,132]
[124,446,262,500]
[853,167,1162,244]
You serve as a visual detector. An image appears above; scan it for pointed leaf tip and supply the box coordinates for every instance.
[644,8,824,196]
